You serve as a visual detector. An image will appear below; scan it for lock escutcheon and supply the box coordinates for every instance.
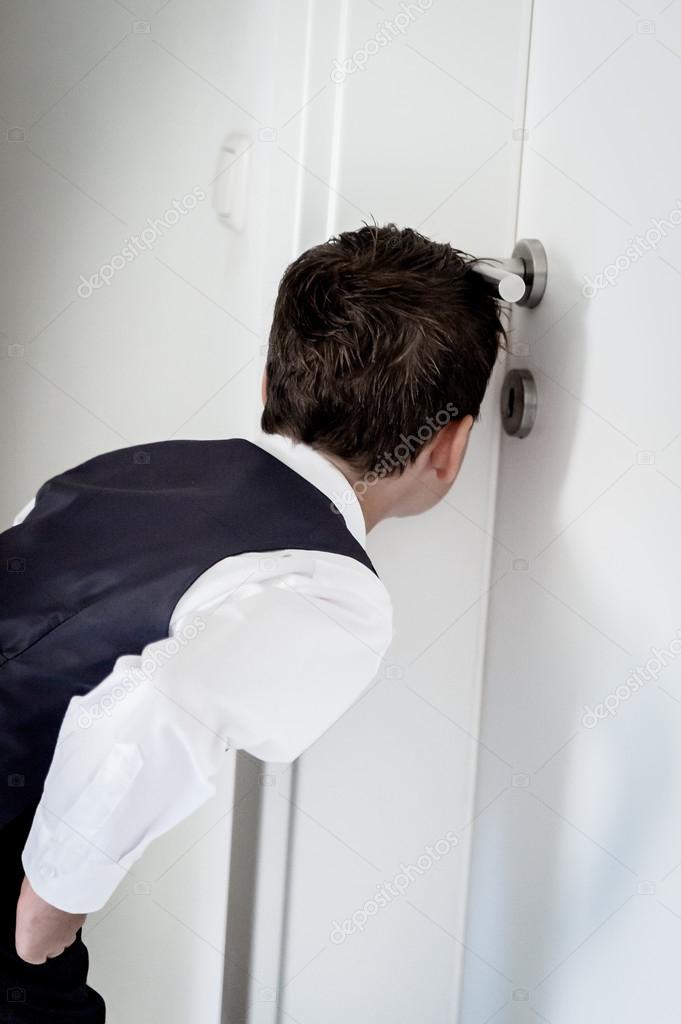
[500,368,537,438]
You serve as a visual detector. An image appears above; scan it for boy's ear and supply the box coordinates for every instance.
[428,415,474,482]
[261,367,267,405]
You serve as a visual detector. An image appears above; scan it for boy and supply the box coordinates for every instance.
[1,223,505,1020]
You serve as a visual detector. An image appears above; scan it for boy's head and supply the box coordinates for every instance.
[261,223,506,525]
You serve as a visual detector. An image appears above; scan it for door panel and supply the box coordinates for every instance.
[461,2,681,1021]
[268,3,534,1022]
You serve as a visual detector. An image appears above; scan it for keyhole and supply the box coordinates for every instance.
[506,386,515,420]
[500,368,536,438]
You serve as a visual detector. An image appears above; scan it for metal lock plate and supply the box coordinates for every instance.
[500,368,537,438]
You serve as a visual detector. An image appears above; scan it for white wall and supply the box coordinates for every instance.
[460,1,681,1021]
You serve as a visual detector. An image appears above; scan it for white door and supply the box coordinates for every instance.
[461,2,681,1021]
[1,2,287,1021]
[249,3,536,1023]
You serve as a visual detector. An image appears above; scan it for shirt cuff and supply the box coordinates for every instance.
[21,803,128,914]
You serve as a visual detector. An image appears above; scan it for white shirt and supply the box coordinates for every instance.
[16,431,393,914]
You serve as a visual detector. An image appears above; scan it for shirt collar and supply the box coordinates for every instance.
[250,429,367,549]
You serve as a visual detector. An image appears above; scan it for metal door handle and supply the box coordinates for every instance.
[471,238,547,307]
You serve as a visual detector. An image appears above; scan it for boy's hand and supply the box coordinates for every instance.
[15,875,87,964]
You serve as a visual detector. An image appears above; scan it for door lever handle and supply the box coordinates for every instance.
[470,238,547,307]
[214,133,251,232]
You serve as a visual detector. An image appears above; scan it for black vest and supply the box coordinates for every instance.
[0,438,375,827]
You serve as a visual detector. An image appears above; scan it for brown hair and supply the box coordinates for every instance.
[261,223,507,475]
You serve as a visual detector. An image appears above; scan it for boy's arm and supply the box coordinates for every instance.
[19,550,393,921]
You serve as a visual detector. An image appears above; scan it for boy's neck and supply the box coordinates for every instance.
[322,452,397,534]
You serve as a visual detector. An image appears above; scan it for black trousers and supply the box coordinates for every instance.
[0,805,105,1023]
